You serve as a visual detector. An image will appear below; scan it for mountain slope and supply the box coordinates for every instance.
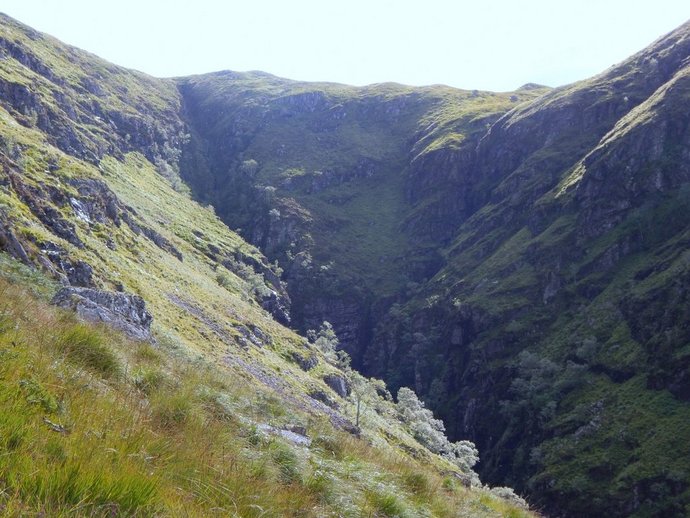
[2,10,690,517]
[173,19,690,518]
[0,13,533,517]
[366,19,690,517]
[177,70,547,362]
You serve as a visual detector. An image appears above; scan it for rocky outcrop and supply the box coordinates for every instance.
[292,351,319,371]
[0,219,30,264]
[39,241,94,287]
[0,14,188,168]
[52,287,152,341]
[323,373,351,398]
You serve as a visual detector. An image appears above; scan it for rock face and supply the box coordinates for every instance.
[176,71,544,364]
[52,287,152,341]
[323,373,351,398]
[0,220,30,264]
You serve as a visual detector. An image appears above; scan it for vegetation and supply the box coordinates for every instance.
[0,267,533,517]
[3,10,690,517]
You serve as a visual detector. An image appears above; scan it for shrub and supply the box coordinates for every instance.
[397,387,479,475]
[308,321,339,363]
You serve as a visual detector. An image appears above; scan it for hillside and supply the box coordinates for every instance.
[0,12,532,518]
[173,20,690,518]
[1,9,690,517]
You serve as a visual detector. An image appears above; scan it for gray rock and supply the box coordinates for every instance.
[40,241,94,287]
[323,373,351,398]
[308,389,338,409]
[292,351,318,371]
[66,260,94,287]
[52,287,152,341]
[0,223,30,264]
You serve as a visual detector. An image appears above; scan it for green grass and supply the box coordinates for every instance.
[54,323,122,377]
[0,268,534,517]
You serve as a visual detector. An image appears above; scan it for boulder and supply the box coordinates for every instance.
[292,351,318,371]
[52,287,152,341]
[0,223,30,264]
[323,373,351,398]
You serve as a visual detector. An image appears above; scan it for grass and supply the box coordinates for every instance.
[0,270,534,517]
[54,323,122,378]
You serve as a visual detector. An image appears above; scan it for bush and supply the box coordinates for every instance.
[397,387,479,474]
[308,321,339,361]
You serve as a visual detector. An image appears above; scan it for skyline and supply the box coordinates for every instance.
[2,1,689,91]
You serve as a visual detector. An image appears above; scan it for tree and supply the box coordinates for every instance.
[397,387,448,453]
[397,387,480,475]
[309,321,339,362]
[239,159,259,176]
[349,373,377,427]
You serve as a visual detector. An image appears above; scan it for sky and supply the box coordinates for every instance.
[2,0,689,91]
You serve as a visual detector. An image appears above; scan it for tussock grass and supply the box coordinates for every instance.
[54,323,122,378]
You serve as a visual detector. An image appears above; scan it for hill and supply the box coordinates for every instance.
[0,12,532,517]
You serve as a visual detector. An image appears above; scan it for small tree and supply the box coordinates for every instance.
[442,440,479,472]
[397,387,447,453]
[349,372,378,428]
[239,159,259,176]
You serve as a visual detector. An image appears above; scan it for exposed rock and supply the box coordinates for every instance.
[140,225,183,261]
[233,323,271,348]
[221,250,291,324]
[257,423,311,446]
[292,351,318,371]
[259,289,290,325]
[308,389,338,409]
[52,287,152,341]
[40,241,94,287]
[0,222,30,264]
[323,373,351,398]
[8,173,84,247]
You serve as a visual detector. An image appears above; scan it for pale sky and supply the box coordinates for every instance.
[2,0,689,91]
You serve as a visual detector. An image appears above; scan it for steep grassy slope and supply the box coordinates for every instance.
[0,13,534,517]
[0,258,534,517]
